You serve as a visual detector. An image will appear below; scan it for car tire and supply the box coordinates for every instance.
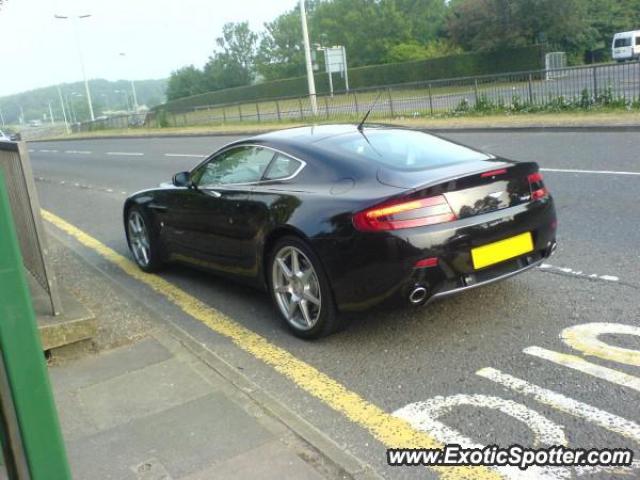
[125,206,164,273]
[268,236,342,339]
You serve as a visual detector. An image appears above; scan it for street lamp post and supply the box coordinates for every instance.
[57,86,70,134]
[54,14,95,121]
[66,93,81,124]
[48,102,55,125]
[299,0,318,116]
[119,53,139,111]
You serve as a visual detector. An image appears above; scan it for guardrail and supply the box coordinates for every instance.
[0,141,61,316]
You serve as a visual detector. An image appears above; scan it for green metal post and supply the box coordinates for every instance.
[0,169,70,479]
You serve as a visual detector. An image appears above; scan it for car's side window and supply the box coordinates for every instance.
[263,153,303,181]
[194,146,275,187]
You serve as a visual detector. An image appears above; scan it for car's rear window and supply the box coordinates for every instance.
[322,130,489,171]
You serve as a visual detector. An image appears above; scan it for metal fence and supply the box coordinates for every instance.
[75,60,640,131]
[70,113,147,133]
[0,141,61,316]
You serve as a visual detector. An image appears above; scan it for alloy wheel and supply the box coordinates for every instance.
[128,211,151,267]
[272,246,322,330]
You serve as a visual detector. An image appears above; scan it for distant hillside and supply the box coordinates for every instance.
[0,78,167,124]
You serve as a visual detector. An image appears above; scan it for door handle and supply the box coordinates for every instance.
[202,189,222,198]
[148,203,168,211]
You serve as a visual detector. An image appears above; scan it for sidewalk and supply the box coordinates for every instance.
[49,333,332,480]
[44,233,372,480]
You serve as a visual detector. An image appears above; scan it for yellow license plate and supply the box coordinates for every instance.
[471,232,534,270]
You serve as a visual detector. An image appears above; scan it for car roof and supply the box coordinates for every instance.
[614,30,640,36]
[251,124,405,146]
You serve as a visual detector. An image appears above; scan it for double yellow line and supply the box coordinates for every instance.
[43,209,501,480]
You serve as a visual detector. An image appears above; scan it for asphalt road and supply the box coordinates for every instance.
[29,130,640,479]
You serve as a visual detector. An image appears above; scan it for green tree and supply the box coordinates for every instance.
[385,39,462,62]
[203,22,257,90]
[166,65,206,101]
[446,0,589,59]
[257,0,448,80]
[257,6,307,81]
[311,0,413,67]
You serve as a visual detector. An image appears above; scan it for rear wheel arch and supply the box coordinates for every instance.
[265,232,344,338]
[261,226,309,287]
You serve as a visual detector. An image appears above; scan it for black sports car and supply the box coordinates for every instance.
[124,125,557,338]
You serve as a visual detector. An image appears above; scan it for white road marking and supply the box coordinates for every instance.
[39,149,58,153]
[562,323,640,367]
[541,167,640,176]
[539,263,619,282]
[394,394,567,447]
[106,151,144,156]
[524,346,640,393]
[394,394,568,479]
[477,367,640,443]
[164,153,206,158]
[64,150,92,154]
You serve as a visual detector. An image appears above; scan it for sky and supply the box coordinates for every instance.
[0,0,299,96]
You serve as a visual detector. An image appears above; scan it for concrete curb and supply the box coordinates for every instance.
[27,122,640,142]
[47,227,383,480]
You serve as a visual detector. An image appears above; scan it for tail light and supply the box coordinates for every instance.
[353,195,457,232]
[528,172,549,201]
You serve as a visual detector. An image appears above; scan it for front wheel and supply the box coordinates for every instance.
[269,236,342,339]
[126,207,164,272]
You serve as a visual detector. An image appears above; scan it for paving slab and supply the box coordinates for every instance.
[76,357,212,431]
[182,440,327,480]
[50,335,337,480]
[50,337,173,392]
[65,392,275,479]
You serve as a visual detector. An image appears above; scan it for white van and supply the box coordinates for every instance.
[612,30,640,62]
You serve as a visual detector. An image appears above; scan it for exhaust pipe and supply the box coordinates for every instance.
[409,286,428,305]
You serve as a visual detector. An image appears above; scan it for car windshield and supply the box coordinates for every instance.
[614,37,631,47]
[322,130,490,171]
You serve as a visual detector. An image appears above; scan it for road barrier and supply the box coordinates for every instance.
[0,142,61,316]
[0,168,70,479]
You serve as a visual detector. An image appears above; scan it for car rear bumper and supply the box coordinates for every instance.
[316,197,557,312]
[425,248,551,304]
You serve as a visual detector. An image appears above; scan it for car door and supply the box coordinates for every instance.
[163,145,275,277]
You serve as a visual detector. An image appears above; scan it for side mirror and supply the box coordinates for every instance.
[172,171,192,188]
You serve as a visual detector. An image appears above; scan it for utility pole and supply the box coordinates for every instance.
[0,108,5,127]
[342,45,350,92]
[54,14,95,121]
[48,102,55,125]
[299,0,318,116]
[57,86,70,134]
[119,53,139,111]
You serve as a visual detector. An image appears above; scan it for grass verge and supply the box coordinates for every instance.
[33,109,640,141]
